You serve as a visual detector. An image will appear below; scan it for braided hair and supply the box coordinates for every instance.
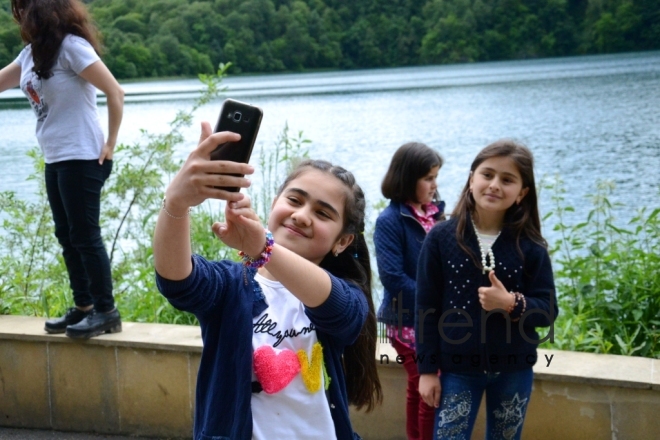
[276,159,383,411]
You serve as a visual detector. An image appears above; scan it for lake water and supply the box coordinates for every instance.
[1,51,659,244]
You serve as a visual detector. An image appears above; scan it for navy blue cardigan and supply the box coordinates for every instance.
[157,255,366,440]
[415,216,558,374]
[375,201,444,327]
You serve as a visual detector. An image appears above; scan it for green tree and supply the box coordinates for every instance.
[0,0,658,80]
[421,12,478,63]
[593,12,622,52]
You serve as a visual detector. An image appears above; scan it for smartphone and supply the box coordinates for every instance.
[210,98,263,192]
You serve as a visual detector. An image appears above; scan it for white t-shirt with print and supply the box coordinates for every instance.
[251,273,337,440]
[14,35,104,164]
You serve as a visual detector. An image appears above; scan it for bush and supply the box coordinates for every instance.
[541,177,660,358]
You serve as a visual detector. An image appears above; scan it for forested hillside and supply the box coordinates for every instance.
[1,0,658,79]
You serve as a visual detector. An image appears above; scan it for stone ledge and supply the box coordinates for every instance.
[534,348,655,391]
[2,315,660,439]
[371,329,656,391]
[0,315,202,353]
[1,315,655,390]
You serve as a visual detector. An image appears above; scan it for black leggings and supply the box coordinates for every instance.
[45,159,114,313]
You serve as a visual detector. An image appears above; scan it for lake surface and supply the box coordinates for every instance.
[2,51,659,243]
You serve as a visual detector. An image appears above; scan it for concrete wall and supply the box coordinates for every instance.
[1,315,659,439]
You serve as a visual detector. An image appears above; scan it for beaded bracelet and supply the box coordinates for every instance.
[161,197,191,220]
[238,229,274,268]
[508,292,527,322]
[506,292,517,315]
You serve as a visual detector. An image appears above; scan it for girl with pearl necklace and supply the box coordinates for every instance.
[415,140,557,440]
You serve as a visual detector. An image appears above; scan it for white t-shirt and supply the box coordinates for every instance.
[251,273,337,440]
[14,35,104,164]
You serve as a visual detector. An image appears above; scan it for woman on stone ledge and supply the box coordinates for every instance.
[0,0,124,339]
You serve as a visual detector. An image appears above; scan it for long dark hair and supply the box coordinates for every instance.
[381,142,443,203]
[451,140,546,266]
[277,159,383,412]
[12,0,101,79]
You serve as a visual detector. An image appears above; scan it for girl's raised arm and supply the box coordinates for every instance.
[0,63,20,93]
[153,122,253,280]
[264,245,335,307]
[215,203,343,308]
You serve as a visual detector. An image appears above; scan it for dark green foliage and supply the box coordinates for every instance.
[0,0,657,78]
[0,2,23,68]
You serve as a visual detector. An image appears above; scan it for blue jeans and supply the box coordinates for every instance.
[45,159,114,313]
[434,368,533,440]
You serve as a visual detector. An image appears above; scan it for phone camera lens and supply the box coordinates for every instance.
[233,111,242,122]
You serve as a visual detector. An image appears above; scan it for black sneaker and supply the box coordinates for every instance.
[65,309,122,339]
[44,307,92,334]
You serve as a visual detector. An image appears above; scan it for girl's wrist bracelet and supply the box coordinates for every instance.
[161,197,191,219]
[238,229,274,268]
[508,291,526,321]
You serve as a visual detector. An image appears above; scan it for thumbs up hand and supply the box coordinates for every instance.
[477,271,515,312]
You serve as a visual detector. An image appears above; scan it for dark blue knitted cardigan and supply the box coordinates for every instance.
[415,215,558,374]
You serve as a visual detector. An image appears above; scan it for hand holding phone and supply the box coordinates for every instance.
[211,98,263,192]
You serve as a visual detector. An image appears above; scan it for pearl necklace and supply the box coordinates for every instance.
[471,218,501,274]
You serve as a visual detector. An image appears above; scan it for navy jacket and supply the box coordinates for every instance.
[375,201,444,327]
[415,216,558,374]
[156,255,367,440]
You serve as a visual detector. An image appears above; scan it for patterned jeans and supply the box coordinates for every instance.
[434,368,533,440]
